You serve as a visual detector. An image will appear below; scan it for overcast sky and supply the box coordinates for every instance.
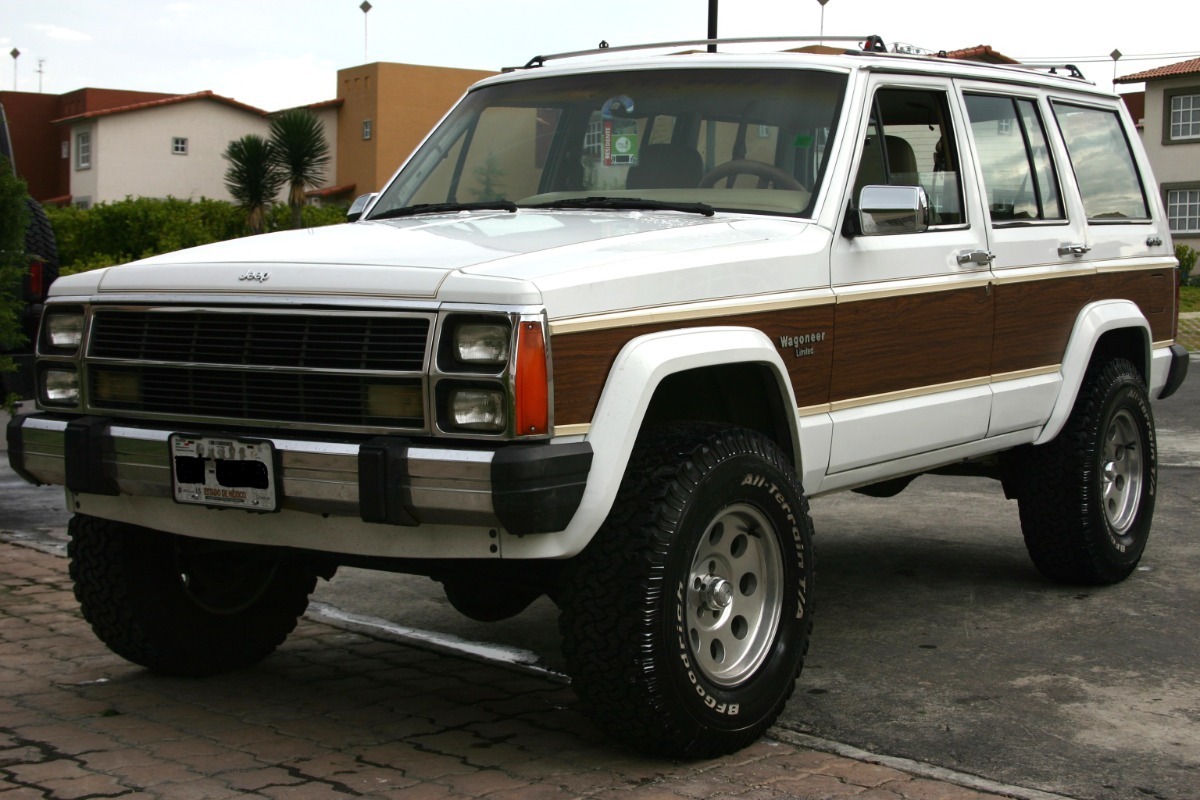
[3,0,1197,111]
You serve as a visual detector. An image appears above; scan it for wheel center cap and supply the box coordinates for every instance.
[701,577,733,611]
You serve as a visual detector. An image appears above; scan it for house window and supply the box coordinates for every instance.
[1170,94,1200,141]
[74,197,91,210]
[1162,87,1200,145]
[1166,187,1200,233]
[76,131,91,170]
[172,137,189,155]
[362,120,372,140]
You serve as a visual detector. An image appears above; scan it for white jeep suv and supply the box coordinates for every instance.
[9,35,1189,757]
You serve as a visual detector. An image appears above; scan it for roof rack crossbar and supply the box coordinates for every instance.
[1017,62,1088,81]
[509,35,883,72]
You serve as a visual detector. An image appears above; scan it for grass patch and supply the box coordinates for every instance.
[1181,285,1200,314]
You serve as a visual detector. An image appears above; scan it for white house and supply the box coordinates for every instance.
[56,91,273,208]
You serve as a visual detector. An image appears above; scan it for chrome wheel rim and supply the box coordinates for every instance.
[685,503,784,687]
[1101,408,1144,535]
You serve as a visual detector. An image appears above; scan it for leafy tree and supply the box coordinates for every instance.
[268,109,330,229]
[223,134,283,235]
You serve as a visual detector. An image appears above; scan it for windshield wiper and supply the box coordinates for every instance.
[369,200,518,220]
[528,197,715,217]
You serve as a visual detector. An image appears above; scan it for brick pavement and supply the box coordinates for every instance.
[0,539,1014,800]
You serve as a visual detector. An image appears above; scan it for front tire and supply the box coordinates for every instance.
[1014,358,1157,584]
[68,514,319,676]
[560,426,814,758]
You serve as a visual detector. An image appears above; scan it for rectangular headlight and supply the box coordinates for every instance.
[448,388,507,431]
[453,322,511,365]
[44,311,85,351]
[41,367,80,406]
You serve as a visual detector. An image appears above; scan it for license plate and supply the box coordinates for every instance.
[169,434,279,512]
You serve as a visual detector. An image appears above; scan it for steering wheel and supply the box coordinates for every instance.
[699,159,804,190]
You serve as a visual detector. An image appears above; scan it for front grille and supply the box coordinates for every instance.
[89,309,429,371]
[85,308,432,431]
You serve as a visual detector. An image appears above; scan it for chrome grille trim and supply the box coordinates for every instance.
[81,306,435,434]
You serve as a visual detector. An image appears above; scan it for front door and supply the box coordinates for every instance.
[827,76,994,474]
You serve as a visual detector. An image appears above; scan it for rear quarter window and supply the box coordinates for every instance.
[1051,102,1149,222]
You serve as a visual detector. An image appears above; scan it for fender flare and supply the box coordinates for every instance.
[506,326,800,559]
[1033,299,1150,446]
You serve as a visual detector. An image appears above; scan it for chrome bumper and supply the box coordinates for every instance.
[8,414,591,535]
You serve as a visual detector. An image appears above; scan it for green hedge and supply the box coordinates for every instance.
[46,197,348,274]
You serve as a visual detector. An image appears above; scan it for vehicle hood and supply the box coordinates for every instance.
[53,210,820,318]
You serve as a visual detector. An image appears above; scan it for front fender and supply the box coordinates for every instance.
[503,326,799,559]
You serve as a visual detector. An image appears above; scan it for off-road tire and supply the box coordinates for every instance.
[559,425,814,758]
[1014,358,1157,584]
[68,514,318,676]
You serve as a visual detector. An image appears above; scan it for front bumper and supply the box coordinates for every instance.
[7,414,592,536]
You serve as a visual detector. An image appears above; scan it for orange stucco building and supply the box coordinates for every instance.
[337,62,496,197]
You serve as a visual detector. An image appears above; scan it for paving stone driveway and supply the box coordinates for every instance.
[0,539,1010,799]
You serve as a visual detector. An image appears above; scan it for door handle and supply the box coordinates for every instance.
[956,249,995,266]
[1057,242,1091,257]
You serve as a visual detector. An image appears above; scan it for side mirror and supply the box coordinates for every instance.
[347,193,378,222]
[857,185,929,236]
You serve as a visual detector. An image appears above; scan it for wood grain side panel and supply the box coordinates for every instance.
[991,275,1093,375]
[829,286,994,402]
[551,305,836,427]
[1096,270,1175,342]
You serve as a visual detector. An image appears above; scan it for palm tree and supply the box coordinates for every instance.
[222,135,283,235]
[268,109,330,229]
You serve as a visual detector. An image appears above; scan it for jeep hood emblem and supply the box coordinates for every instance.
[238,270,270,283]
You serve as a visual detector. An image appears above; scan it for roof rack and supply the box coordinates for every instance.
[506,35,887,72]
[1016,62,1089,81]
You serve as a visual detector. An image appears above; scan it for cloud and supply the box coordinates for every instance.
[28,24,92,42]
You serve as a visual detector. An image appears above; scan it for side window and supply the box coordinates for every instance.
[964,94,1064,223]
[1051,102,1149,222]
[853,88,963,225]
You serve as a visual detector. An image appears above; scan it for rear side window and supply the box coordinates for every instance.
[964,94,1064,223]
[1051,102,1149,222]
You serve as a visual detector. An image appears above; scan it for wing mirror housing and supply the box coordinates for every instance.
[855,185,930,236]
[347,193,378,222]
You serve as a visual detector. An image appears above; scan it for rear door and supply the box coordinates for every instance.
[958,85,1089,436]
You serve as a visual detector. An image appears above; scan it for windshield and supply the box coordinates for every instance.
[368,67,848,219]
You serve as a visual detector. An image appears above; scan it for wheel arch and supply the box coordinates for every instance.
[508,327,801,559]
[1034,300,1151,446]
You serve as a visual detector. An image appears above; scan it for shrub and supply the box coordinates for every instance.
[46,197,348,274]
[1176,242,1196,286]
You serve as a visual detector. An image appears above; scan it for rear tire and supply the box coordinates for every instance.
[560,425,814,758]
[68,514,318,676]
[1014,358,1157,585]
